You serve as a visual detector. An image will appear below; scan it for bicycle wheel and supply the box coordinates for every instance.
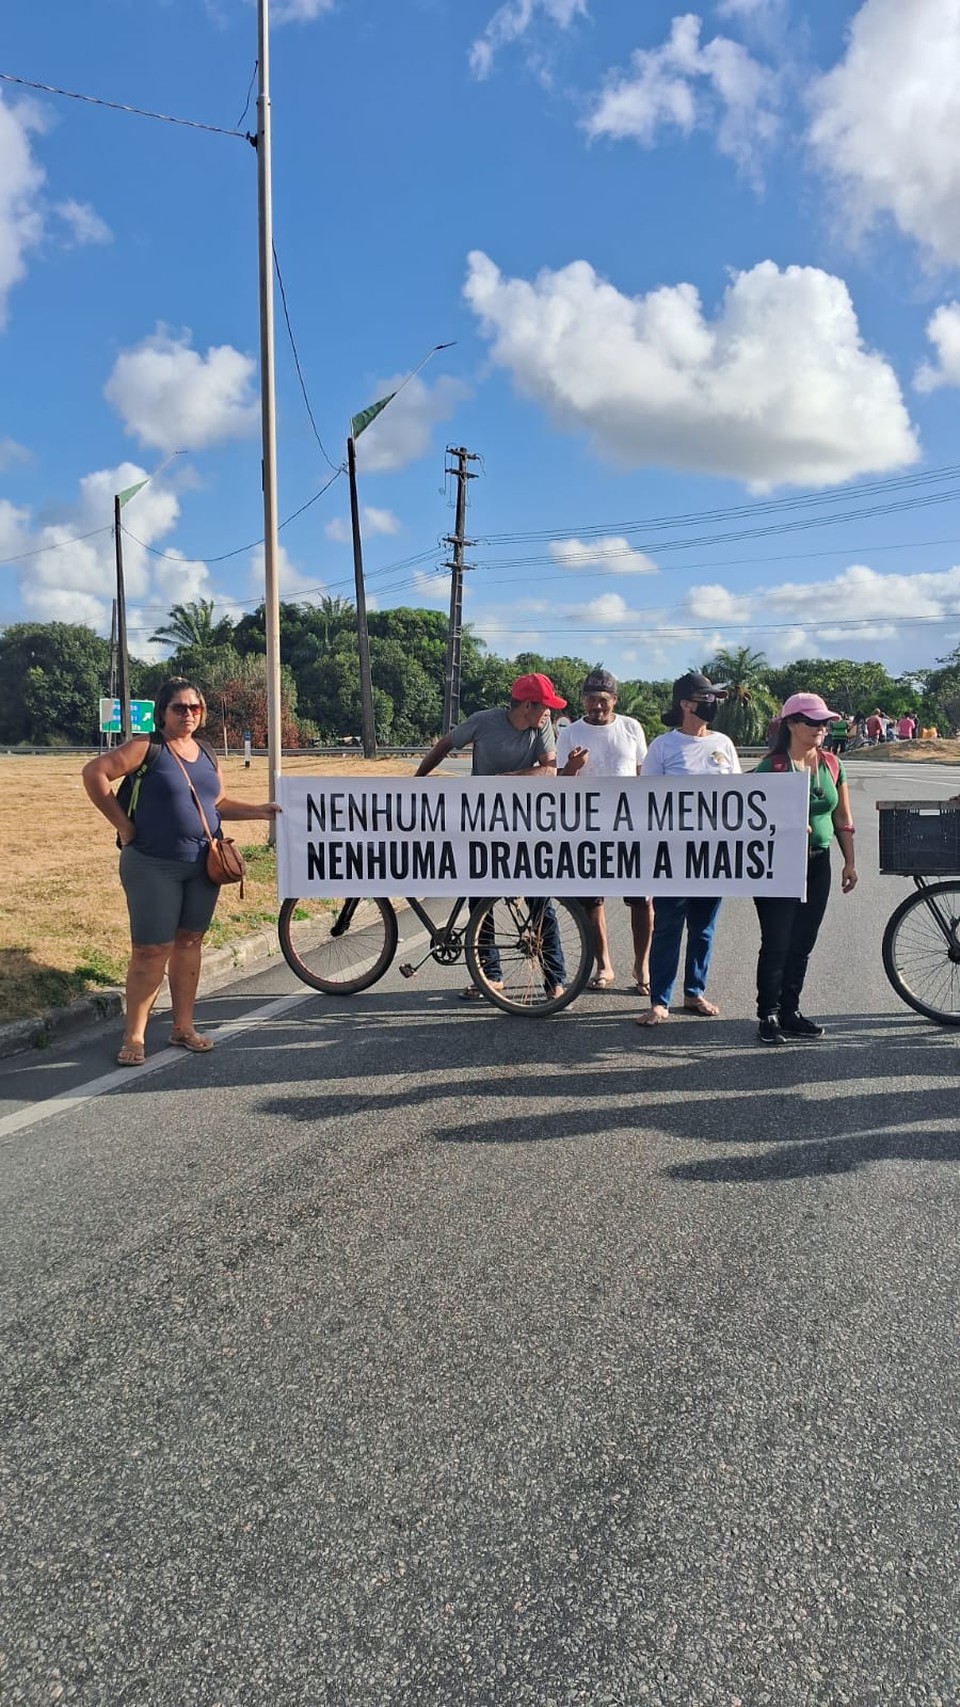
[464,896,592,1016]
[882,881,960,1025]
[278,896,397,995]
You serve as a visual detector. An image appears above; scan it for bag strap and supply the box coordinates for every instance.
[166,744,218,844]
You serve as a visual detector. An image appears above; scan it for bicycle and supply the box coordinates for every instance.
[277,892,593,1016]
[878,799,960,1024]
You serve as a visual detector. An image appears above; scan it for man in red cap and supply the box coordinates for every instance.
[416,673,566,781]
[416,673,567,998]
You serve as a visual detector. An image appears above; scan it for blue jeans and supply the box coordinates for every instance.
[470,897,566,988]
[648,896,722,1009]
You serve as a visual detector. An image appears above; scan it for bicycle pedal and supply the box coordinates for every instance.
[398,963,416,979]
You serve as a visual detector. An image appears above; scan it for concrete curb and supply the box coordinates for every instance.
[0,924,284,1061]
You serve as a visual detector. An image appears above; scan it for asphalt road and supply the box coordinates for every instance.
[2,762,959,1706]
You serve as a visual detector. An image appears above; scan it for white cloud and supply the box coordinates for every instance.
[272,0,334,22]
[6,461,214,632]
[550,536,658,574]
[248,541,324,603]
[586,13,779,180]
[809,0,960,267]
[53,198,112,247]
[324,507,401,541]
[470,0,588,79]
[104,326,259,453]
[669,560,960,665]
[354,373,469,474]
[684,582,753,622]
[569,591,632,624]
[411,568,451,605]
[716,0,779,17]
[0,96,46,329]
[0,436,30,469]
[464,249,919,490]
[362,505,401,537]
[914,302,960,393]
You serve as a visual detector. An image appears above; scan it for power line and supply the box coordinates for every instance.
[272,243,341,472]
[477,462,960,548]
[0,525,112,567]
[122,465,344,566]
[234,60,258,132]
[0,71,251,139]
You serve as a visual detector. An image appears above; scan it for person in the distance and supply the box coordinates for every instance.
[556,668,652,991]
[636,672,739,1027]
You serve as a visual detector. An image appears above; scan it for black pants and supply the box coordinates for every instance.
[754,848,831,1018]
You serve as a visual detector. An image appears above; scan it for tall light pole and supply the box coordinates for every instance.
[256,0,283,825]
[348,342,456,760]
[113,453,181,739]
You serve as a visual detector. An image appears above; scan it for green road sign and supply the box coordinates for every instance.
[99,697,155,734]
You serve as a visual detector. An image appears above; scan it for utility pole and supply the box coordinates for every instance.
[346,435,378,758]
[255,0,283,827]
[107,598,118,749]
[114,495,132,741]
[442,446,479,735]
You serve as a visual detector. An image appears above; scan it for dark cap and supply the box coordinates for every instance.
[662,671,727,727]
[582,669,617,697]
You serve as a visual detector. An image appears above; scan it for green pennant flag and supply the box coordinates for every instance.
[350,393,396,440]
[117,479,149,508]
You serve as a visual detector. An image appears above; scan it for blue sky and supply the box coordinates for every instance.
[4,0,960,683]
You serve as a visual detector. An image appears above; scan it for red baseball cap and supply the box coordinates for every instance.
[510,672,567,710]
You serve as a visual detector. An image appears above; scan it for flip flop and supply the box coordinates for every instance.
[459,983,503,1001]
[169,1029,214,1052]
[116,1043,145,1066]
[588,974,615,990]
[682,998,719,1017]
[634,981,651,997]
[635,1007,670,1026]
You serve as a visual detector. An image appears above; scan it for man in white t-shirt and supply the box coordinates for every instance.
[557,669,652,991]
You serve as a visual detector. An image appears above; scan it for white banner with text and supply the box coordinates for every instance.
[275,774,811,899]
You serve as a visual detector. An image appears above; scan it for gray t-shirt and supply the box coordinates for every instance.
[450,706,555,776]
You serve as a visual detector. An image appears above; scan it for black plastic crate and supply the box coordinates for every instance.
[877,801,960,875]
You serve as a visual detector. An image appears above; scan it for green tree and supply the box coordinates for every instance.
[617,679,672,737]
[150,598,234,657]
[0,622,111,744]
[205,653,301,748]
[704,646,778,745]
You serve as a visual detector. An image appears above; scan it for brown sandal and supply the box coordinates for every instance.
[169,1028,213,1053]
[117,1042,145,1066]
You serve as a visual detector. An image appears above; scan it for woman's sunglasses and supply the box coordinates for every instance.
[169,703,202,714]
[795,714,832,728]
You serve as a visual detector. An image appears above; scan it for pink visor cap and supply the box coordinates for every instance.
[781,692,841,723]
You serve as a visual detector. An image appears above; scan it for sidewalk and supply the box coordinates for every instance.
[0,923,284,1060]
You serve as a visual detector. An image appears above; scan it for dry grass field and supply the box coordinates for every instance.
[0,752,414,1023]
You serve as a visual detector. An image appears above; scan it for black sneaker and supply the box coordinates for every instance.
[779,1011,825,1038]
[756,1015,785,1045]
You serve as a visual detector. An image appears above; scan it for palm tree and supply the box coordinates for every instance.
[150,599,234,658]
[704,646,778,746]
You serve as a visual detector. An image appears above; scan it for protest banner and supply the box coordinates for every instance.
[275,774,811,899]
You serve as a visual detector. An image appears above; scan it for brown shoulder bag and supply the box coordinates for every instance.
[167,746,245,896]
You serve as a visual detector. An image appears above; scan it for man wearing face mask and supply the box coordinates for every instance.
[557,668,652,990]
[636,672,740,1027]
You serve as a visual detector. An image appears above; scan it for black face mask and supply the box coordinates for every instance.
[695,697,718,723]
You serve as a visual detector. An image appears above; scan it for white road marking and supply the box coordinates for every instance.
[0,988,320,1143]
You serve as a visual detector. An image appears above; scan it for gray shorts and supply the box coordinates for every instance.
[119,844,219,944]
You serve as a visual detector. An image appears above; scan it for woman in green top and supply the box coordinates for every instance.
[753,693,858,1045]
